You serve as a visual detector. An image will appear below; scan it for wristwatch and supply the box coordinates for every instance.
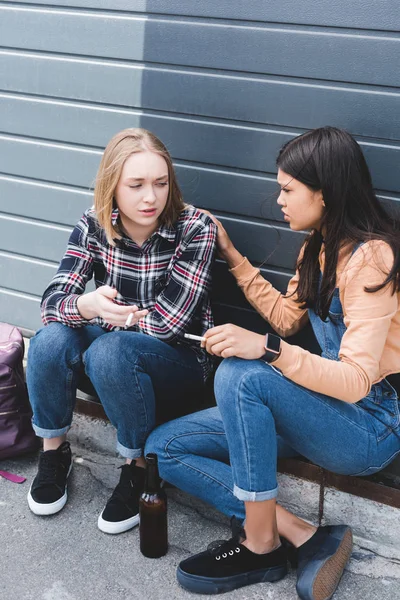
[260,333,281,363]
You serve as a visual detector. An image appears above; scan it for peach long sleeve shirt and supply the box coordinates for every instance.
[230,240,400,403]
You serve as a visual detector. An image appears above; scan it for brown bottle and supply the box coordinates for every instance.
[139,453,168,558]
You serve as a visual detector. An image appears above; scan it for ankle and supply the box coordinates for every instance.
[242,533,281,555]
[43,437,67,452]
[290,523,318,548]
[242,540,281,554]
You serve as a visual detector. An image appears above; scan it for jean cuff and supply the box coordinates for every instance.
[116,440,143,460]
[32,423,70,438]
[233,483,278,502]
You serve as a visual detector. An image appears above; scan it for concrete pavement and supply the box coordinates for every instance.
[2,444,400,600]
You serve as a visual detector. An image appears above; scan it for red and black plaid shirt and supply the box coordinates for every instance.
[41,205,217,380]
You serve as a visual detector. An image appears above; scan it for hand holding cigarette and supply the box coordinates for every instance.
[124,305,149,329]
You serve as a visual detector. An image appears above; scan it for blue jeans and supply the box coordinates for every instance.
[146,357,400,521]
[27,323,204,459]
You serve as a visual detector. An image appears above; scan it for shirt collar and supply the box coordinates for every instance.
[111,209,176,244]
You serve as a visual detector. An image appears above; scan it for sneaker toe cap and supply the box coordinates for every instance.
[30,485,64,504]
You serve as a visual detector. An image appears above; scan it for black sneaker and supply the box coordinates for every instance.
[285,525,353,600]
[97,462,146,534]
[177,526,288,595]
[27,441,72,516]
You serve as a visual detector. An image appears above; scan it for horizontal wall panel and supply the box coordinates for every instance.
[222,218,304,270]
[1,101,400,193]
[0,176,93,225]
[176,168,282,222]
[0,136,102,189]
[0,289,42,331]
[1,54,400,141]
[0,1,397,31]
[212,261,292,306]
[0,252,57,296]
[1,7,399,86]
[0,214,71,263]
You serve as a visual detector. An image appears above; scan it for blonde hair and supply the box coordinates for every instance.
[94,128,185,244]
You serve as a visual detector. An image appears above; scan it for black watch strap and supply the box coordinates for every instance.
[260,333,281,363]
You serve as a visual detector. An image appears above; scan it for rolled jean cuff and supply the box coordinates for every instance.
[32,423,70,438]
[233,483,278,502]
[116,440,143,460]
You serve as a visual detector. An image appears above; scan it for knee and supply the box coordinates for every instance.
[214,357,270,410]
[28,323,78,366]
[214,357,252,399]
[84,331,139,375]
[147,419,192,458]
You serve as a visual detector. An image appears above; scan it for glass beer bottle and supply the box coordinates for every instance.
[139,453,168,558]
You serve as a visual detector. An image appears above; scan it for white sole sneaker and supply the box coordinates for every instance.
[27,463,72,516]
[97,511,140,534]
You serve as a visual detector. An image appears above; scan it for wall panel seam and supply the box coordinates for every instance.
[2,111,400,148]
[1,4,399,38]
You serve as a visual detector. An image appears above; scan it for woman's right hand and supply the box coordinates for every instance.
[77,285,149,327]
[201,210,244,267]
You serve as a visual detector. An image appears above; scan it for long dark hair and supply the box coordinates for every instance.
[276,127,400,320]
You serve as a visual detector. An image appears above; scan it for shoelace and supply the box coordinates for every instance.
[207,537,242,560]
[37,453,63,485]
[207,516,246,560]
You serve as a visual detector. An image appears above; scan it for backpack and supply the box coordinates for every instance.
[0,323,39,460]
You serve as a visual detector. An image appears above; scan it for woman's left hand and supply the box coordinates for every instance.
[202,324,266,359]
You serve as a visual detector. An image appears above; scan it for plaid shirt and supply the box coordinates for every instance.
[41,205,217,380]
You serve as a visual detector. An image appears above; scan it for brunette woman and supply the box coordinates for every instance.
[146,127,400,599]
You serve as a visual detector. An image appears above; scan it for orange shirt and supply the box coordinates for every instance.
[230,240,400,403]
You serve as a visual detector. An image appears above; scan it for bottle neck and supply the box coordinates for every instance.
[144,463,160,493]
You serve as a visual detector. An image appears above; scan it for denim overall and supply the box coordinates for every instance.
[145,245,400,515]
[308,246,399,444]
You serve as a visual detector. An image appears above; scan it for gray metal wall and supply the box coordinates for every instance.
[0,1,399,334]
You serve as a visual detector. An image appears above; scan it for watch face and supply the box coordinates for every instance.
[267,334,281,354]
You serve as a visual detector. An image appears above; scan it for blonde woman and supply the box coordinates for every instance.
[26,129,217,534]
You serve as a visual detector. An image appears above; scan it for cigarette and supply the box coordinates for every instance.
[125,313,134,328]
[184,333,206,342]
